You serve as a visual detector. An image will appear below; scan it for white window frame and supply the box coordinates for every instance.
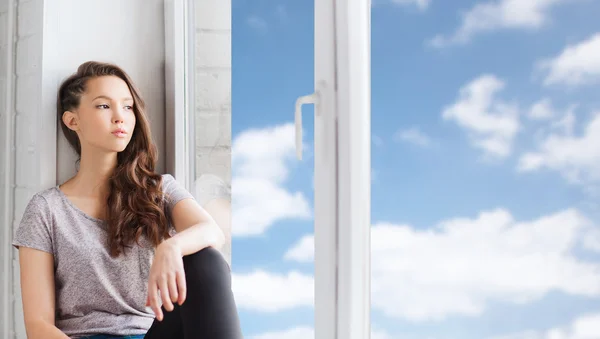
[311,0,372,338]
[333,1,372,337]
[168,0,372,337]
[163,0,195,188]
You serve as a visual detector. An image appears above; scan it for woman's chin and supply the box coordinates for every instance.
[108,141,131,153]
[107,145,129,153]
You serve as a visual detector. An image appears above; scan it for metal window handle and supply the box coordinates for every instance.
[294,92,320,160]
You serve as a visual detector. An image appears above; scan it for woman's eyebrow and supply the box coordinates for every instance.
[92,95,134,101]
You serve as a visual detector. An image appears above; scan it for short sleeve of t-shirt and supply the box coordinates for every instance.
[12,194,54,254]
[162,174,195,212]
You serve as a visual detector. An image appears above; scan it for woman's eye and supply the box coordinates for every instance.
[97,104,109,109]
[124,105,133,110]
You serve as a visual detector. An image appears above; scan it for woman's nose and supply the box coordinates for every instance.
[113,108,126,124]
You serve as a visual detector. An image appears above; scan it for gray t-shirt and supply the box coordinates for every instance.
[12,174,193,338]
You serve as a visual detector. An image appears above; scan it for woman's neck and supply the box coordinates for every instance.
[68,150,118,198]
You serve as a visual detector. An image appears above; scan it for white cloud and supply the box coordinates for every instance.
[285,208,600,321]
[249,326,313,339]
[583,228,600,252]
[517,112,600,185]
[550,108,577,135]
[529,104,577,153]
[429,0,568,47]
[284,234,313,262]
[394,127,432,147]
[488,312,600,339]
[232,270,313,312]
[442,74,520,158]
[249,326,392,339]
[538,33,600,86]
[232,123,311,236]
[528,98,555,120]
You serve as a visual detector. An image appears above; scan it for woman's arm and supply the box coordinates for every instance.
[18,247,70,339]
[147,198,226,319]
[166,198,226,256]
[202,198,232,265]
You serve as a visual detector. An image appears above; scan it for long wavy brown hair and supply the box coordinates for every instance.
[57,61,171,257]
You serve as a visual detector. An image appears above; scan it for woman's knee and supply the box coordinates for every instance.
[182,247,230,285]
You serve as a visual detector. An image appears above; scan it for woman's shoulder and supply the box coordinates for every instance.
[159,173,178,192]
[13,187,63,252]
[160,173,176,183]
[159,173,194,207]
[25,186,62,210]
[16,187,67,226]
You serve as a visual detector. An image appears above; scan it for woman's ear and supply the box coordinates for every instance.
[62,111,79,131]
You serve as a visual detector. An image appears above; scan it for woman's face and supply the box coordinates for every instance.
[63,75,137,154]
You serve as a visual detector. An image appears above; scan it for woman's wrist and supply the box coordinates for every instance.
[162,237,184,257]
[166,222,225,256]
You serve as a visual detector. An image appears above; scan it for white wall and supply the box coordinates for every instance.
[54,0,167,182]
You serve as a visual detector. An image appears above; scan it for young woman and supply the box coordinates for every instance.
[12,61,243,339]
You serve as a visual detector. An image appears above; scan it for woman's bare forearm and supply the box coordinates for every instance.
[168,221,225,257]
[27,321,70,339]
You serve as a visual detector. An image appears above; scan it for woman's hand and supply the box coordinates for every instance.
[146,239,187,321]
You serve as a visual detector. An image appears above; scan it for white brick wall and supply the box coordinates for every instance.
[194,0,232,262]
[194,0,231,182]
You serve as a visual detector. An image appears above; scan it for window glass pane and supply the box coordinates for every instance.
[371,2,600,338]
[229,1,317,338]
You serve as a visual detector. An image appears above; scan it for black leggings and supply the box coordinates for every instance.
[143,247,243,339]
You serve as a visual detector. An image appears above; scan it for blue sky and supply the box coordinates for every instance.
[229,0,600,338]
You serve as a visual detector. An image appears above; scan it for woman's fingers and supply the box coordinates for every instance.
[176,270,187,305]
[167,273,179,305]
[147,282,163,321]
[159,277,174,312]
